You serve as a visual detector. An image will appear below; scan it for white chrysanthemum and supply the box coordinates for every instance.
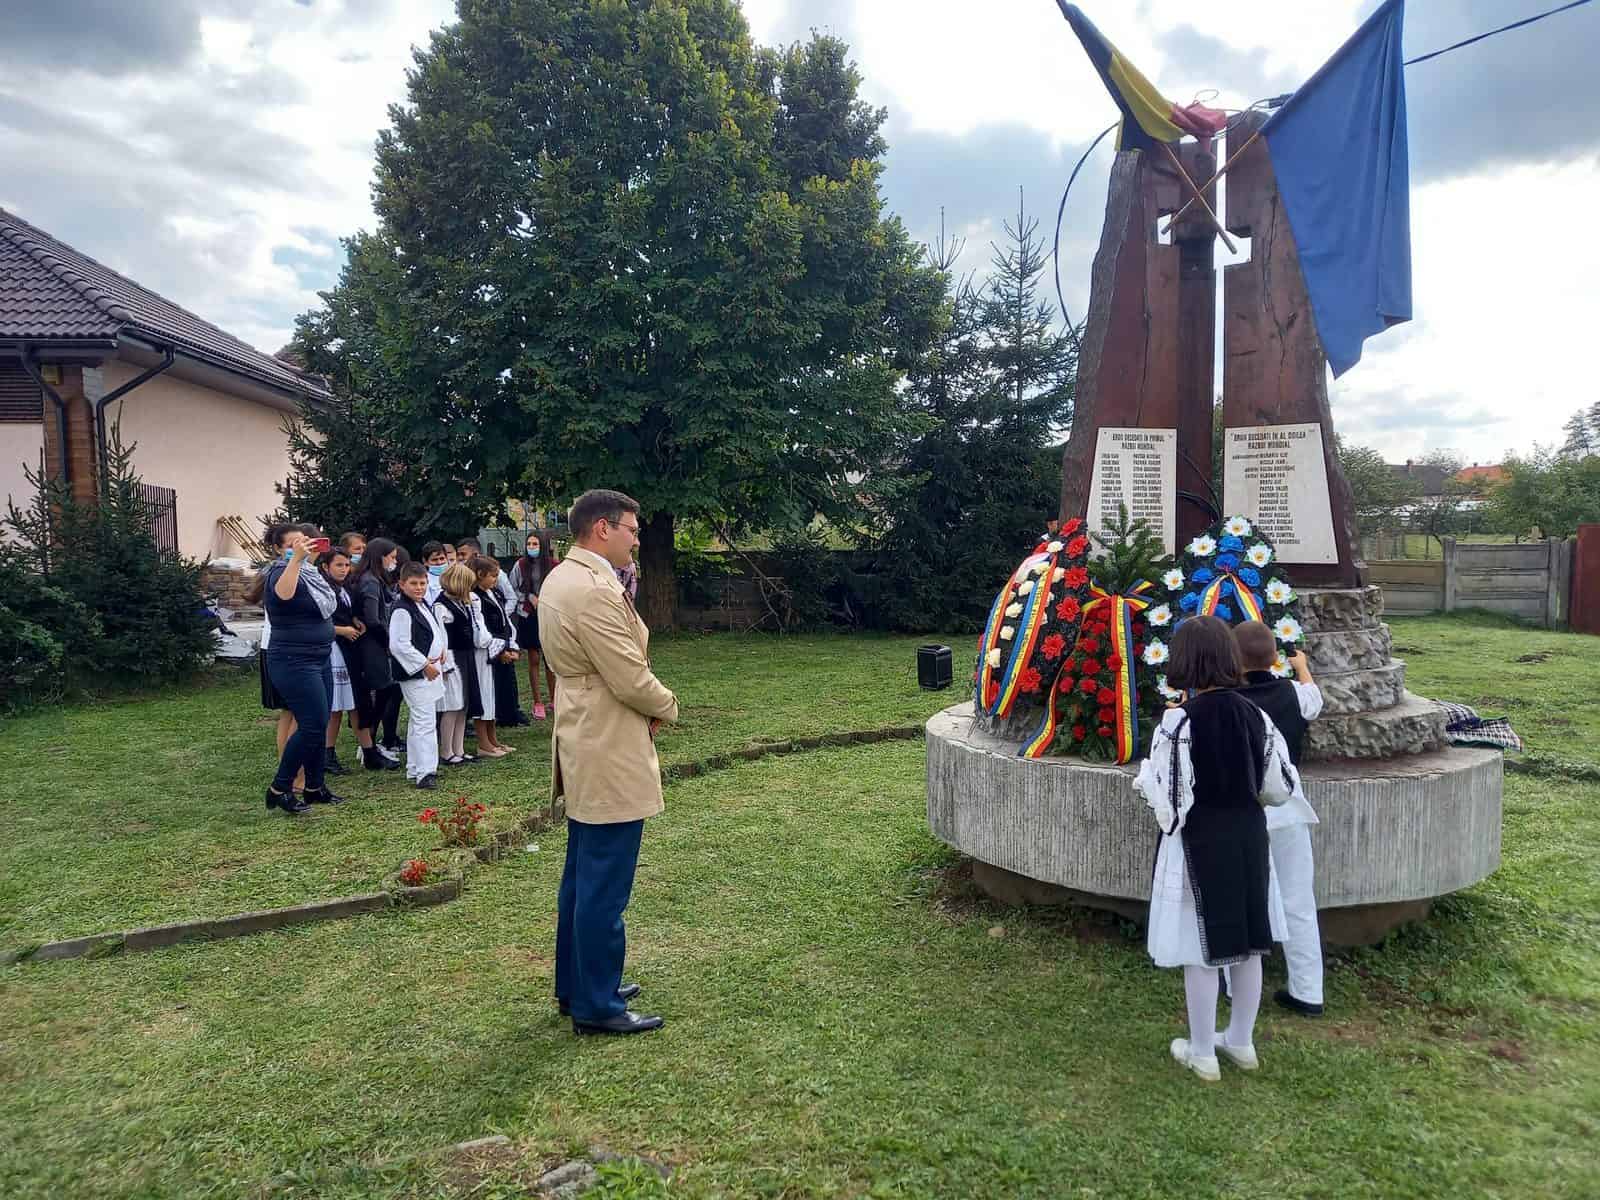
[985,648,1002,668]
[1270,654,1292,678]
[1157,675,1183,701]
[1046,540,1063,553]
[1146,604,1172,628]
[1052,566,1068,582]
[1247,543,1273,567]
[1265,578,1294,604]
[1162,568,1184,591]
[1005,602,1023,618]
[1274,616,1303,643]
[1018,580,1034,595]
[1187,535,1217,557]
[1224,516,1252,537]
[1142,639,1169,666]
[1000,627,1014,641]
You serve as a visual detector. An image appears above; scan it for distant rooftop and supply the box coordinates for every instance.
[0,207,328,401]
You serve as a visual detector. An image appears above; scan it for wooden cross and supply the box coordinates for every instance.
[1159,141,1235,253]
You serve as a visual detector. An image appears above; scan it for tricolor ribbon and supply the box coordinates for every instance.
[1020,580,1154,763]
[1196,571,1265,624]
[977,544,1057,719]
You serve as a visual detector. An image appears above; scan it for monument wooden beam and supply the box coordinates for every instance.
[1222,110,1367,588]
[1059,141,1217,546]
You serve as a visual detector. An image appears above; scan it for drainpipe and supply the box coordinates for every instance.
[18,348,71,487]
[94,341,175,485]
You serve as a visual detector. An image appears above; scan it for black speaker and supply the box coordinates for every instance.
[917,644,953,690]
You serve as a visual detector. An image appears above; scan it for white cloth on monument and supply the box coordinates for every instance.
[1136,704,1297,969]
[328,641,356,712]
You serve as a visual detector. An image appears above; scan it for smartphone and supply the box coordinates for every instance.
[309,536,332,555]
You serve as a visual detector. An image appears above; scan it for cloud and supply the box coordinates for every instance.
[0,0,202,76]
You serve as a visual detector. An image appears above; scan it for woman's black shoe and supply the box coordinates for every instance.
[363,746,401,771]
[305,786,347,805]
[324,747,349,776]
[265,788,311,815]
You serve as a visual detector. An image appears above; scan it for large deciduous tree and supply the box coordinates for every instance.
[298,0,941,625]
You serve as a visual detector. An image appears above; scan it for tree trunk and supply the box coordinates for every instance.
[637,510,677,631]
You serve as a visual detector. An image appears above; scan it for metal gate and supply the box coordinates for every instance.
[138,483,179,555]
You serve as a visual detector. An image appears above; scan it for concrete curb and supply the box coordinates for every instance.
[7,723,929,967]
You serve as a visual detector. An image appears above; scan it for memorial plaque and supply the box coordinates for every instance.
[1223,422,1338,564]
[1086,427,1177,555]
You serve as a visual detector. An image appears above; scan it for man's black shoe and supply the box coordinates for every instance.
[559,983,640,1016]
[1274,988,1324,1016]
[305,786,347,805]
[572,1009,662,1036]
[416,773,439,791]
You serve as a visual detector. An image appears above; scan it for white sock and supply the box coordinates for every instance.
[1225,955,1264,1049]
[1183,965,1219,1057]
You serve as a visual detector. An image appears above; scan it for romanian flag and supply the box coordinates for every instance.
[1056,3,1227,152]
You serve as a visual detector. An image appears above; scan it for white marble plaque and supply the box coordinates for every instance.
[1223,422,1338,564]
[1086,427,1177,555]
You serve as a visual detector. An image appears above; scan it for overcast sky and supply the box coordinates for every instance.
[2,0,1595,463]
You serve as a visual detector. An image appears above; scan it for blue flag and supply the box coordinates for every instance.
[1262,0,1411,378]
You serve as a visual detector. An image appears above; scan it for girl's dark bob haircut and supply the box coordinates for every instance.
[1165,614,1244,692]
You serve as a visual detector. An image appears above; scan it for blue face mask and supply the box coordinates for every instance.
[428,563,447,577]
[350,553,362,564]
[282,548,294,561]
[528,547,541,558]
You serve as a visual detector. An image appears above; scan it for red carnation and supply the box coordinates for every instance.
[1079,677,1098,696]
[1063,517,1083,535]
[1066,535,1089,557]
[1058,673,1076,693]
[1064,657,1080,673]
[1019,667,1043,694]
[1072,724,1087,741]
[1133,642,1144,657]
[1096,687,1116,706]
[1055,596,1081,622]
[1106,653,1122,669]
[1063,566,1089,588]
[1080,658,1103,675]
[1098,706,1115,722]
[1041,633,1066,661]
[1097,724,1114,738]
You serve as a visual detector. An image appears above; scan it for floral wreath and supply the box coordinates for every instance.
[1045,578,1160,762]
[974,518,1094,722]
[1151,514,1305,696]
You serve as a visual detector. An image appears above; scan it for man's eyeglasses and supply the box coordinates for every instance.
[605,518,641,538]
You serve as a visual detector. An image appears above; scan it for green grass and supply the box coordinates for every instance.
[0,634,964,947]
[3,616,1599,1198]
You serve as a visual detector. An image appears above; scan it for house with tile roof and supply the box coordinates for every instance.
[1,207,330,559]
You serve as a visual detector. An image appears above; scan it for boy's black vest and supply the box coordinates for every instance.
[1237,671,1308,765]
[436,595,474,657]
[390,594,438,681]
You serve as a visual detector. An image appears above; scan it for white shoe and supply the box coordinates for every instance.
[1170,1038,1220,1081]
[1215,1036,1260,1070]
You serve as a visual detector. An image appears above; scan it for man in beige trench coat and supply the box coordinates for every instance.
[538,489,679,1035]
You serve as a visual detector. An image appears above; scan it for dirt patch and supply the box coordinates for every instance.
[1513,651,1553,664]
[433,1139,552,1196]
[1392,644,1425,656]
[206,858,251,879]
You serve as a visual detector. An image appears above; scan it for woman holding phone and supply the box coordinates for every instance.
[262,524,346,814]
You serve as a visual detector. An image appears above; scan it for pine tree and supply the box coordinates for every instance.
[1560,408,1594,458]
[1088,504,1167,595]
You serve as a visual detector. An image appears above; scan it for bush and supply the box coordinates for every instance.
[2,426,214,708]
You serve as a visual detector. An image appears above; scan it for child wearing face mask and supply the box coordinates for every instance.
[420,540,450,603]
[389,561,447,789]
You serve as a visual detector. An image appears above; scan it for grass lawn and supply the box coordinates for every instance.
[3,617,1599,1198]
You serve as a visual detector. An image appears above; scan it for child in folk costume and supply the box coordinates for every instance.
[319,546,364,777]
[433,563,478,767]
[388,562,448,790]
[471,554,522,753]
[1232,620,1326,1016]
[1134,615,1300,1082]
[420,541,450,604]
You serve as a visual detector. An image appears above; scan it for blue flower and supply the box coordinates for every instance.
[1239,566,1262,587]
[1191,567,1215,585]
[1215,603,1235,621]
[1220,534,1244,552]
[1178,592,1200,612]
[1215,553,1240,571]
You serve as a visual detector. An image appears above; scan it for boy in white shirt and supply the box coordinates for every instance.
[389,562,448,789]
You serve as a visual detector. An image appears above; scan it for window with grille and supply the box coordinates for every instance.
[0,361,45,422]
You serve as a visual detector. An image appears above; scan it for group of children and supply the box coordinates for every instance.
[256,527,559,795]
[1134,615,1325,1083]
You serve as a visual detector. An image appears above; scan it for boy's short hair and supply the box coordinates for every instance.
[420,540,446,561]
[1166,615,1243,692]
[457,537,483,553]
[398,561,429,582]
[468,554,500,579]
[1232,620,1280,672]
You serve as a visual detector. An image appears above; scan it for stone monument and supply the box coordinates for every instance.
[926,116,1502,945]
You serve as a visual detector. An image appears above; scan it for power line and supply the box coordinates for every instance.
[1405,0,1593,66]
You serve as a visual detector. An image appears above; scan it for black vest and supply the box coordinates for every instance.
[476,588,511,640]
[436,595,475,657]
[331,583,355,628]
[390,595,438,681]
[1237,671,1308,765]
[1182,690,1268,811]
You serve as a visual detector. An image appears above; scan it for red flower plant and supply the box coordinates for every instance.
[420,796,489,847]
[1019,667,1043,693]
[1055,596,1081,622]
[397,858,434,887]
[1063,566,1089,588]
[1041,633,1067,661]
[1066,535,1089,557]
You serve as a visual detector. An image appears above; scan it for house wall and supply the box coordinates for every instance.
[98,361,296,560]
[0,421,44,515]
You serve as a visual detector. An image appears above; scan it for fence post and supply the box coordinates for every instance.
[1545,537,1562,630]
[1441,536,1458,613]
